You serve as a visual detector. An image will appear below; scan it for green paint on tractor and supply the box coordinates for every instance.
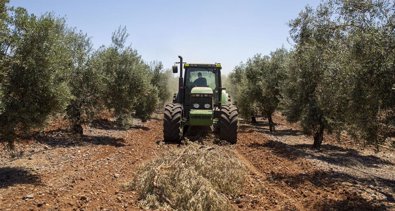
[189,109,213,126]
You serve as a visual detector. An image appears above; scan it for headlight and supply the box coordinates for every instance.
[204,104,211,109]
[193,103,199,109]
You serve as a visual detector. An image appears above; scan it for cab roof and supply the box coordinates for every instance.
[184,63,222,69]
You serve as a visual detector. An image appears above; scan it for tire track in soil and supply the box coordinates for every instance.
[232,149,306,211]
[235,122,348,211]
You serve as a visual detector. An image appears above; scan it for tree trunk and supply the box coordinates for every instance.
[268,113,275,133]
[66,101,83,135]
[251,116,257,124]
[313,124,324,149]
[4,126,16,150]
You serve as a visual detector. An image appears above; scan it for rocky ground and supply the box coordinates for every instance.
[1,113,394,210]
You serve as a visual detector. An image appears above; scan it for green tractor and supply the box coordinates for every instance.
[163,56,238,144]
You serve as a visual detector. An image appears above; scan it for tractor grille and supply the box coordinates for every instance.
[193,115,211,119]
[190,96,212,109]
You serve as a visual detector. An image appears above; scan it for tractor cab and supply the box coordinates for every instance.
[183,64,221,125]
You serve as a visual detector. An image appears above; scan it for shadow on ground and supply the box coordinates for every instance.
[268,170,395,210]
[0,167,41,188]
[238,122,303,137]
[33,129,126,148]
[183,126,212,142]
[249,140,394,168]
[160,126,227,146]
[269,170,395,193]
[315,194,389,211]
[90,119,150,131]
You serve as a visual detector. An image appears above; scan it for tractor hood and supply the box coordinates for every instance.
[190,87,213,94]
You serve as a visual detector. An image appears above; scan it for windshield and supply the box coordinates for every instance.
[186,68,218,90]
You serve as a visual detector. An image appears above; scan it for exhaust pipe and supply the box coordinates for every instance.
[178,55,184,103]
[178,55,183,78]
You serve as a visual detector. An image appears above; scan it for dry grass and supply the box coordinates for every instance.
[130,143,247,210]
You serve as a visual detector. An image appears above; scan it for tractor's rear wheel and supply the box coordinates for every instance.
[219,105,238,144]
[163,103,183,143]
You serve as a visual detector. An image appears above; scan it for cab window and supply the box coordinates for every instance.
[186,68,218,90]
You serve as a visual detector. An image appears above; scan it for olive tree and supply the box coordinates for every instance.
[228,64,251,120]
[256,49,288,132]
[65,30,105,134]
[338,0,395,147]
[0,0,9,115]
[284,3,352,149]
[284,0,395,149]
[149,61,171,107]
[0,7,72,149]
[94,27,158,126]
[229,49,288,132]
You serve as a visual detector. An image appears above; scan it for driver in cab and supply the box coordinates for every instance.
[193,72,208,87]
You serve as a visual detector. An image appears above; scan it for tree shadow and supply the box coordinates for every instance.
[238,124,257,134]
[238,122,303,136]
[90,119,150,131]
[90,119,120,130]
[249,140,394,168]
[159,127,215,145]
[269,170,395,192]
[82,135,126,147]
[316,194,389,211]
[252,121,271,127]
[268,129,304,137]
[296,144,394,168]
[33,130,126,148]
[238,124,272,134]
[0,167,42,188]
[248,141,302,160]
[268,170,395,207]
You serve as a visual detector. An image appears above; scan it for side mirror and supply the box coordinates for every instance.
[172,65,178,73]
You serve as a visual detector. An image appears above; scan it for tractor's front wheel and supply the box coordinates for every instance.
[163,103,183,143]
[219,105,238,144]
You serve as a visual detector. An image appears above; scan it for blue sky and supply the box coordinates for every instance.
[10,0,321,74]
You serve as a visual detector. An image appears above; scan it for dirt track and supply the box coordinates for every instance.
[1,114,394,210]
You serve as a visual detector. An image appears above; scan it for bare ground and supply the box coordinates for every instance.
[1,113,394,210]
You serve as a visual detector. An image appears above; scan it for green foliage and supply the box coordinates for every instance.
[166,70,179,97]
[93,26,158,125]
[0,7,72,148]
[229,49,288,131]
[228,0,394,148]
[64,30,104,134]
[257,50,288,114]
[134,86,159,122]
[229,62,261,121]
[0,1,10,115]
[0,4,169,145]
[149,61,171,106]
[339,0,395,146]
[283,0,395,148]
[229,64,250,119]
